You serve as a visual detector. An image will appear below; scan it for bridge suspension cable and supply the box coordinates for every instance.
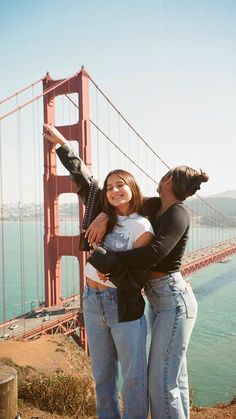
[0,77,43,105]
[66,78,236,231]
[88,75,170,170]
[0,72,79,122]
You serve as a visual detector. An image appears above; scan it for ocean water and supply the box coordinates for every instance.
[0,222,236,406]
[187,257,236,406]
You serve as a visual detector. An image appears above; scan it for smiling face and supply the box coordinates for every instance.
[106,173,133,214]
[101,169,144,233]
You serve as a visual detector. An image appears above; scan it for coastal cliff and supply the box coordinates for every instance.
[0,335,235,418]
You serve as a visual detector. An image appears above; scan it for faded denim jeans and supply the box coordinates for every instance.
[145,272,198,419]
[83,285,148,419]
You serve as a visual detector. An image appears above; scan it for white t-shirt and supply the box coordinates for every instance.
[86,213,154,288]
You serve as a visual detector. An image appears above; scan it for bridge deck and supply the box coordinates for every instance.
[1,239,236,342]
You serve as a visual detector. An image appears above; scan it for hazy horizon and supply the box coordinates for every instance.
[1,0,236,199]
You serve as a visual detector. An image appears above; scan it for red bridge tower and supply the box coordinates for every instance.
[43,69,91,346]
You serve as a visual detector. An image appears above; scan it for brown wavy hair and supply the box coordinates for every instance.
[101,169,144,234]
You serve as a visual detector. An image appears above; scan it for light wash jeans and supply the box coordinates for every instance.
[145,272,198,419]
[83,284,148,419]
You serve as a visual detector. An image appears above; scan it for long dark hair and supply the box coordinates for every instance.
[101,169,143,234]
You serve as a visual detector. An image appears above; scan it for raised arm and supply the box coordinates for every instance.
[44,123,94,202]
[44,124,104,249]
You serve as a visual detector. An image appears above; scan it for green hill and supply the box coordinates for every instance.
[186,193,236,226]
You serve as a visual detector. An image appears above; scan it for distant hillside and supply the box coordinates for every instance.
[1,190,236,222]
[209,190,236,199]
[197,197,236,216]
[187,195,236,226]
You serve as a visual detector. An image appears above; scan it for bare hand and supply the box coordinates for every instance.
[43,123,68,146]
[97,271,110,282]
[85,212,108,244]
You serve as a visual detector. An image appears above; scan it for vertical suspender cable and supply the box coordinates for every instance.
[0,122,6,323]
[54,87,60,307]
[96,88,100,179]
[32,88,39,306]
[62,94,69,299]
[36,99,44,304]
[117,112,121,168]
[107,101,111,169]
[16,98,25,319]
[68,87,75,298]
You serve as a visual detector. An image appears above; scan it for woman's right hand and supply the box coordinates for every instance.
[43,123,68,146]
[97,270,110,282]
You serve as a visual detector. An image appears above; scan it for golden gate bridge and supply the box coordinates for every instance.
[0,68,236,349]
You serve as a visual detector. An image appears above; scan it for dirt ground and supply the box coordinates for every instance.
[18,401,236,419]
[0,335,235,419]
[0,335,86,374]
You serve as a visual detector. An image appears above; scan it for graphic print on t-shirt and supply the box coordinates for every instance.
[104,228,131,251]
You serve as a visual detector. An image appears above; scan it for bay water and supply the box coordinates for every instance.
[0,222,235,406]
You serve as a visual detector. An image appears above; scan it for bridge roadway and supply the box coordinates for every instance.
[0,238,236,343]
[0,297,82,342]
[182,238,236,275]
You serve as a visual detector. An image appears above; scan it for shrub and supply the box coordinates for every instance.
[19,370,96,416]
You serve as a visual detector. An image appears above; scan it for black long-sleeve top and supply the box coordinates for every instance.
[117,199,190,273]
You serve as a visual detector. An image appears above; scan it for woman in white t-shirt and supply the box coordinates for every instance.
[83,169,154,419]
[43,124,154,419]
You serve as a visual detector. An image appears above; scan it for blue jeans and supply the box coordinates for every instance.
[83,285,148,419]
[145,272,198,419]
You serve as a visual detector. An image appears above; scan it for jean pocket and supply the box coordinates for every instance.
[181,285,198,318]
[146,282,173,297]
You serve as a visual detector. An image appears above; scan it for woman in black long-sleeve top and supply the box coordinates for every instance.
[89,166,209,419]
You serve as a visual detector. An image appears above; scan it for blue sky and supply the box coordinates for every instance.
[1,0,236,197]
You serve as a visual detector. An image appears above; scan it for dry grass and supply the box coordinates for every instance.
[0,335,96,417]
[19,370,96,416]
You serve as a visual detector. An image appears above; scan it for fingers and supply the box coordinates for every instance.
[43,124,67,145]
[43,124,57,143]
[43,123,55,133]
[96,271,110,282]
[85,227,104,244]
[94,231,105,243]
[85,228,99,244]
[43,133,57,144]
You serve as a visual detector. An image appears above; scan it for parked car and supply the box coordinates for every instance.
[35,312,43,318]
[3,333,10,339]
[8,323,19,330]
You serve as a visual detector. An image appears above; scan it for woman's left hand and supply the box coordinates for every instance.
[43,123,68,146]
